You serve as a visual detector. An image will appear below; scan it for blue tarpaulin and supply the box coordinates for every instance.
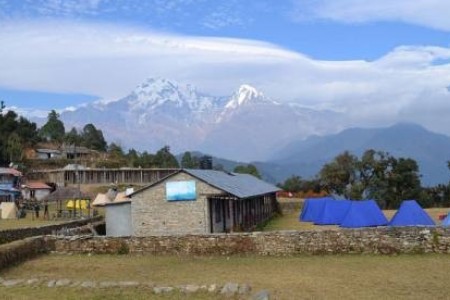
[442,213,450,227]
[388,200,435,226]
[299,197,329,222]
[314,199,352,225]
[340,200,388,228]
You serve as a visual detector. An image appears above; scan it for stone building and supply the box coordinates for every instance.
[105,169,280,236]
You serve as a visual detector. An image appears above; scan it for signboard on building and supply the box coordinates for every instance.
[166,181,196,201]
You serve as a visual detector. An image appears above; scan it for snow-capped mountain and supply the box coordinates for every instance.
[60,78,343,161]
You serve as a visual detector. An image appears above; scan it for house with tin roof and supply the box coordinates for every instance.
[0,168,22,202]
[104,169,280,236]
[21,181,53,201]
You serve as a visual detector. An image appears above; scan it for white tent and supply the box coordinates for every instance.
[0,202,18,219]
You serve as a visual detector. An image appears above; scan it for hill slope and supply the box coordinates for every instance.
[268,123,450,186]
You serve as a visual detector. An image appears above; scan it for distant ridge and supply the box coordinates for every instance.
[267,123,450,186]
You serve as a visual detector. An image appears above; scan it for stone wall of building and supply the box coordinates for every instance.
[132,172,222,236]
[54,227,450,255]
[0,216,103,245]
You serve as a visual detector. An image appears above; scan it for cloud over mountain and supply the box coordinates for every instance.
[1,19,450,136]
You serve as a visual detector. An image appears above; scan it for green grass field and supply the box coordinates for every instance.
[1,254,450,299]
[1,197,449,299]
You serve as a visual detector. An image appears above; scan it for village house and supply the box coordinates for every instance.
[104,169,280,236]
[0,168,22,202]
[21,181,53,201]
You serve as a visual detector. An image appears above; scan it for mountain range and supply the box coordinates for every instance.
[60,78,345,162]
[260,123,450,186]
[56,78,450,186]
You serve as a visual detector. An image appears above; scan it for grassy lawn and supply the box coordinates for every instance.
[1,254,450,299]
[0,202,93,231]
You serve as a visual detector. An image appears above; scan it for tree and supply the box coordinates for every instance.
[39,110,65,142]
[81,123,107,151]
[181,151,198,169]
[6,133,23,162]
[153,146,179,168]
[383,158,422,209]
[138,151,155,168]
[319,151,358,198]
[233,164,261,179]
[0,107,39,164]
[108,143,125,161]
[64,127,83,146]
[126,148,140,167]
[281,175,304,193]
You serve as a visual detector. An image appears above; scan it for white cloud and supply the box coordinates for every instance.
[0,20,450,136]
[290,0,450,31]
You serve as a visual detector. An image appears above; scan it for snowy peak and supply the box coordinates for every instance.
[130,77,182,109]
[133,77,179,96]
[225,84,274,109]
[127,77,218,114]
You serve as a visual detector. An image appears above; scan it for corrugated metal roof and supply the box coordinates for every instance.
[0,168,22,176]
[23,181,52,189]
[184,169,280,199]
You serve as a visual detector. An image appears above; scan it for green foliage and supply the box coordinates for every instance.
[181,151,199,168]
[280,175,323,194]
[153,146,179,168]
[233,164,261,179]
[39,110,65,143]
[318,149,423,209]
[81,123,107,151]
[0,107,40,165]
[319,151,358,198]
[64,127,83,145]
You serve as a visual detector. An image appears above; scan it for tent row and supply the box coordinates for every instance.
[300,198,441,228]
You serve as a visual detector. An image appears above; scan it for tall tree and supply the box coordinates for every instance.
[138,151,155,168]
[81,123,107,151]
[64,127,83,146]
[108,142,125,160]
[281,175,304,193]
[233,164,261,179]
[383,158,422,209]
[126,148,140,167]
[39,110,65,143]
[154,146,179,168]
[6,133,23,162]
[181,151,198,169]
[0,107,39,164]
[319,151,358,198]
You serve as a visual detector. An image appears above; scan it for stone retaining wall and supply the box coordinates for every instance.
[54,227,450,255]
[0,236,55,270]
[0,216,103,245]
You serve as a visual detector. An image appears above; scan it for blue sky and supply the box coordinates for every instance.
[0,0,450,134]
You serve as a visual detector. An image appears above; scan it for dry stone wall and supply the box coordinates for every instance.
[0,216,103,245]
[54,227,450,255]
[0,236,55,270]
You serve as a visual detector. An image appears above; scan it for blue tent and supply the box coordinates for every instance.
[299,197,329,222]
[388,200,435,226]
[315,199,352,225]
[340,200,388,228]
[441,213,450,227]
